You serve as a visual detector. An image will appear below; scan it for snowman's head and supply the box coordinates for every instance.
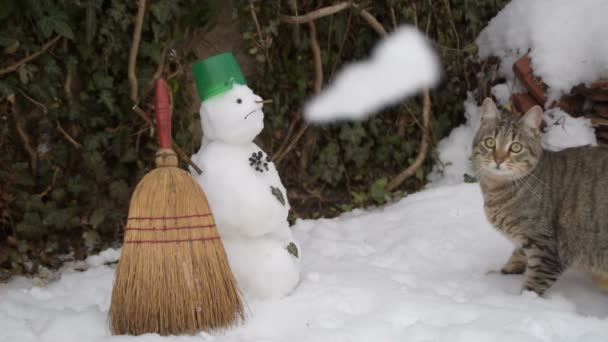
[200,84,265,144]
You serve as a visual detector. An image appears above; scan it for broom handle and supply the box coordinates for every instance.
[155,79,172,149]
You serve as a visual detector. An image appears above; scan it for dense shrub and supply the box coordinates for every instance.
[0,0,507,277]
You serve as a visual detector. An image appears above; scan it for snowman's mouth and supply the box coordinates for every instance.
[244,109,259,119]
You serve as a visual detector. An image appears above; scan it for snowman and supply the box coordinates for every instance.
[190,52,300,299]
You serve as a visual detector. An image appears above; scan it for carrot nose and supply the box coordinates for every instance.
[255,99,273,104]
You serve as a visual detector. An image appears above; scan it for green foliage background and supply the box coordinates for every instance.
[0,0,507,277]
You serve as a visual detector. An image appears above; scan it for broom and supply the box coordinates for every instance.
[109,79,244,335]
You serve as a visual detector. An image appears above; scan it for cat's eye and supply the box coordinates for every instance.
[483,137,496,149]
[236,98,242,104]
[510,142,523,153]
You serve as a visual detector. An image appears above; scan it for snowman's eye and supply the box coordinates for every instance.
[236,98,242,104]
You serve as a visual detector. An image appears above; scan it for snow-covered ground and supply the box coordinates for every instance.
[2,183,608,342]
[4,0,608,340]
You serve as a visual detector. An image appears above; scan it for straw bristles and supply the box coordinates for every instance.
[109,164,244,335]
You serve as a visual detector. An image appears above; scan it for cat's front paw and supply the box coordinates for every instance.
[520,285,544,297]
[500,262,526,275]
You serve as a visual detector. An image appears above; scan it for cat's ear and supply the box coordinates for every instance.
[521,105,543,136]
[480,97,500,125]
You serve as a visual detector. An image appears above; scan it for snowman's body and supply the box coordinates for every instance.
[191,84,300,299]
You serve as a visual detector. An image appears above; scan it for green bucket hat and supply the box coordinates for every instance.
[192,52,247,101]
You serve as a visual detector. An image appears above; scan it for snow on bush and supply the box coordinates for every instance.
[542,108,597,151]
[305,25,440,122]
[476,0,608,103]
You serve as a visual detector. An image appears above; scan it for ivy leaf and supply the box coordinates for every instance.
[270,186,285,206]
[90,208,108,229]
[109,180,129,203]
[38,17,54,38]
[150,0,172,24]
[52,19,74,40]
[286,242,298,258]
[369,178,388,204]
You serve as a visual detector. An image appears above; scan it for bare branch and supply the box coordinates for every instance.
[128,0,147,103]
[386,89,432,192]
[309,21,323,93]
[57,123,82,149]
[274,21,323,164]
[12,110,37,174]
[358,8,387,35]
[0,36,61,76]
[279,1,352,24]
[132,105,203,174]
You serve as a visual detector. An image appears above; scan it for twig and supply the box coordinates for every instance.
[386,89,431,191]
[280,2,432,190]
[132,105,154,128]
[390,7,397,30]
[126,1,201,174]
[442,0,460,51]
[329,9,352,79]
[353,7,432,191]
[13,111,37,174]
[128,0,146,103]
[0,35,61,76]
[357,7,387,35]
[274,20,323,165]
[274,116,308,164]
[64,64,74,103]
[17,88,47,114]
[298,21,323,171]
[142,47,168,96]
[57,123,82,149]
[249,1,273,68]
[171,142,202,174]
[132,105,202,174]
[279,1,352,24]
[309,21,323,93]
[271,113,299,160]
[38,166,60,198]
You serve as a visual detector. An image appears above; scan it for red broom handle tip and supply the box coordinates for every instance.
[155,79,172,149]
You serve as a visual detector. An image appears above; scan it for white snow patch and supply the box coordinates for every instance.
[541,108,597,151]
[476,0,608,102]
[427,94,480,187]
[85,248,121,268]
[2,184,608,341]
[304,25,440,122]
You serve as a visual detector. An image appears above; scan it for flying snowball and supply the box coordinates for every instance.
[304,25,440,122]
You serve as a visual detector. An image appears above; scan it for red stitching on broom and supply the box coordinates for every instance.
[125,224,216,231]
[125,236,221,244]
[127,213,212,220]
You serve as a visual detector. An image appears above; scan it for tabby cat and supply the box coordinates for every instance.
[472,97,608,295]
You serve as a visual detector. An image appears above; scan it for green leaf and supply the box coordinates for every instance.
[52,19,74,40]
[286,242,298,258]
[270,186,285,206]
[150,0,172,24]
[90,208,108,229]
[109,180,129,203]
[38,17,54,38]
[369,178,388,205]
